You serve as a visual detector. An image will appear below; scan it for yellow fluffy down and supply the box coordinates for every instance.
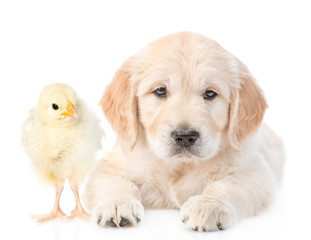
[21,84,103,186]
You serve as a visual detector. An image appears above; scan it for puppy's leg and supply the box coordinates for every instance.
[84,175,143,227]
[180,159,277,231]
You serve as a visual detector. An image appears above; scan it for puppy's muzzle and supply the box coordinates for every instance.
[171,129,199,147]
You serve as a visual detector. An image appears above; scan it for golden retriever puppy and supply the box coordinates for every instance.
[84,32,284,231]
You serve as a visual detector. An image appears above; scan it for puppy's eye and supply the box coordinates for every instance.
[153,87,167,98]
[204,90,217,100]
[52,103,59,110]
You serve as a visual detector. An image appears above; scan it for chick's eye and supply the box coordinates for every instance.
[153,87,167,98]
[204,90,217,100]
[52,103,59,110]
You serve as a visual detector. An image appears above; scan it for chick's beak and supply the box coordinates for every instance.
[61,100,78,119]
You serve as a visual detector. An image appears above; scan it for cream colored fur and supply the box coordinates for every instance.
[84,32,284,231]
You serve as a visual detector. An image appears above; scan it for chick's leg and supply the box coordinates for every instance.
[68,180,90,220]
[32,182,66,222]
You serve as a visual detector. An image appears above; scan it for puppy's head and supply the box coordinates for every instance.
[101,32,267,160]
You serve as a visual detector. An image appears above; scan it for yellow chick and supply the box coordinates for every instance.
[21,83,103,222]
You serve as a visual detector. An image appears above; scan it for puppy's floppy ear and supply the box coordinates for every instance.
[228,60,268,150]
[100,57,138,148]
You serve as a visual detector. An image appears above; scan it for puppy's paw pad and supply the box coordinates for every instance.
[93,197,144,228]
[180,195,237,232]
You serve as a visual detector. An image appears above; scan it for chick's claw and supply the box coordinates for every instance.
[68,207,91,220]
[32,209,67,223]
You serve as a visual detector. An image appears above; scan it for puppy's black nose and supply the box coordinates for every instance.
[172,130,199,147]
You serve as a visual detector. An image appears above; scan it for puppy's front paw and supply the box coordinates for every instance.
[94,196,144,228]
[180,195,238,232]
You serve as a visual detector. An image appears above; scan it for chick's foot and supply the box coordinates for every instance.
[68,206,91,220]
[32,208,67,223]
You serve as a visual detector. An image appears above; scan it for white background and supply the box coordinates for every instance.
[0,0,310,239]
